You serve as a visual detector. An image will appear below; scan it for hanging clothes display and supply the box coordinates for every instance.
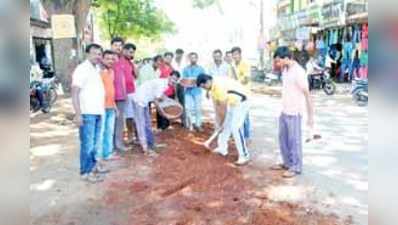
[316,21,368,82]
[351,50,361,79]
[359,49,368,79]
[340,41,353,81]
[361,24,369,50]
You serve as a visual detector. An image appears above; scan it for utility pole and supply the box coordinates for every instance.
[259,0,265,70]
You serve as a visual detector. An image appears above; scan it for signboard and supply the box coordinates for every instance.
[296,10,309,26]
[51,15,76,39]
[346,2,367,17]
[308,5,322,24]
[278,14,298,31]
[321,1,345,28]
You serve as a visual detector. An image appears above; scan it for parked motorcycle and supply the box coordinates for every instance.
[264,73,281,86]
[30,73,58,113]
[308,68,336,95]
[351,78,368,106]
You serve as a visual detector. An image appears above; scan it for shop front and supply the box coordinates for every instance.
[345,1,368,80]
[30,0,54,71]
[312,0,368,82]
[294,5,322,54]
[30,19,54,70]
[276,14,299,46]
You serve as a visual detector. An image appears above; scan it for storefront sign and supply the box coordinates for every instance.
[278,14,298,31]
[346,2,367,17]
[321,0,345,28]
[31,25,52,39]
[51,15,76,39]
[296,10,309,26]
[308,5,321,24]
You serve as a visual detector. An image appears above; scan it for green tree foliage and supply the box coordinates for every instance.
[192,0,217,9]
[93,0,175,40]
[192,0,223,14]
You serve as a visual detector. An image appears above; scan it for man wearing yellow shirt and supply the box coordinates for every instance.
[231,47,251,141]
[196,74,251,165]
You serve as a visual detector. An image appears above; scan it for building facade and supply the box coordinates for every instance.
[30,0,54,70]
[270,0,369,80]
[272,0,368,44]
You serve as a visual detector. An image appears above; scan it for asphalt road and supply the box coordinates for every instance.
[231,88,368,225]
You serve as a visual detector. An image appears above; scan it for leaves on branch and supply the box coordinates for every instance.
[94,0,175,40]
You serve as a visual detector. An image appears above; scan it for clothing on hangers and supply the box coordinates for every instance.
[352,25,360,43]
[362,24,368,39]
[360,23,369,50]
[359,50,368,79]
[351,54,361,79]
[360,51,368,66]
[343,42,353,64]
[361,33,368,50]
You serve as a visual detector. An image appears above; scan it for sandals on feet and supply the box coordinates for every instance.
[282,170,298,178]
[270,164,288,171]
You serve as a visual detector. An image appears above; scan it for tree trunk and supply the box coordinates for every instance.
[42,0,92,93]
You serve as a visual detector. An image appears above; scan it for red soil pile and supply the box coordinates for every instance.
[103,123,347,225]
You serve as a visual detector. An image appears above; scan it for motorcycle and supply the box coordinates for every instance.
[351,78,368,106]
[264,73,281,86]
[30,73,59,113]
[308,68,336,95]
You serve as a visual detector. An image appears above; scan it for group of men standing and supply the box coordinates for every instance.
[71,36,313,183]
[71,37,180,183]
[71,36,254,183]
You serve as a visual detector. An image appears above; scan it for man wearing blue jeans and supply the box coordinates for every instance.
[96,50,119,168]
[183,52,205,132]
[72,43,105,183]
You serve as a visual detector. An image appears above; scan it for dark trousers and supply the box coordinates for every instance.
[156,111,170,130]
[156,93,175,130]
[176,84,187,127]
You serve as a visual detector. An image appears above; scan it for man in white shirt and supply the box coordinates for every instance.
[132,72,180,154]
[207,49,231,77]
[306,55,324,91]
[71,43,105,183]
[172,48,185,74]
[271,46,315,178]
[224,50,233,66]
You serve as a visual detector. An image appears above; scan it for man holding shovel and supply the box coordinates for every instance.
[196,74,251,165]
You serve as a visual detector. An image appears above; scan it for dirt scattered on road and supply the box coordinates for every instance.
[251,85,282,97]
[101,123,346,225]
[31,98,351,225]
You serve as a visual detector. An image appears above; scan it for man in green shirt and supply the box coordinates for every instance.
[137,55,162,86]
